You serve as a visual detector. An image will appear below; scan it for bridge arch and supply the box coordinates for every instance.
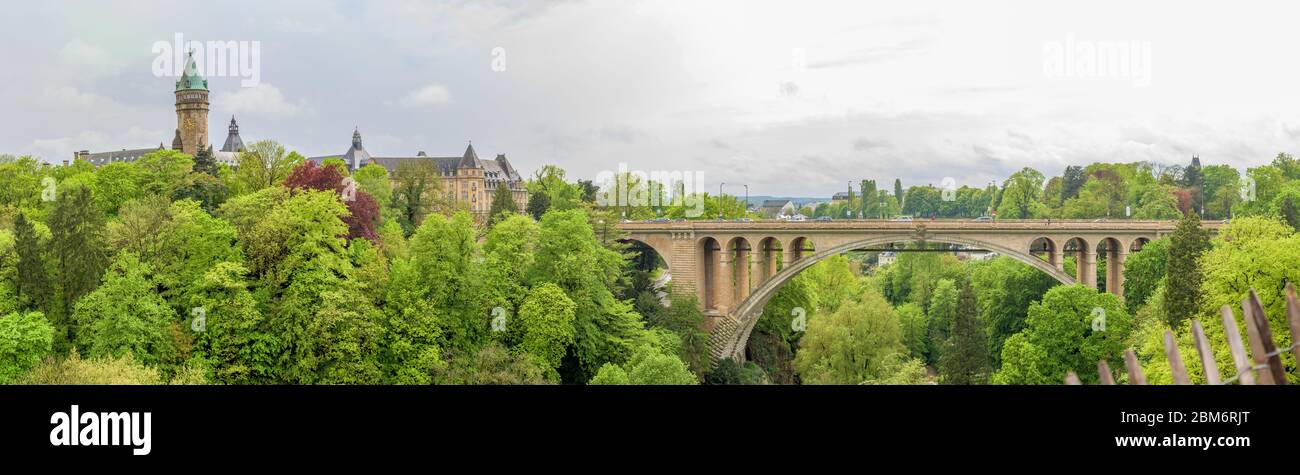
[715,234,1077,361]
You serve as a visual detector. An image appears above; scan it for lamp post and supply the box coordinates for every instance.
[719,182,726,220]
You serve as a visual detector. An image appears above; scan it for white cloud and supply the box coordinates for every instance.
[390,83,452,108]
[215,84,313,119]
[58,38,125,77]
[28,126,166,163]
[38,86,117,110]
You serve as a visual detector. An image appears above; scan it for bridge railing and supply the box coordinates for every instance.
[1068,283,1300,385]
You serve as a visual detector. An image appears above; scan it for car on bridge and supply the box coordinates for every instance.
[972,216,993,222]
[891,216,913,222]
[815,216,833,222]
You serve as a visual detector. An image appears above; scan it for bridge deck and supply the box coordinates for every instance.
[617,218,1223,232]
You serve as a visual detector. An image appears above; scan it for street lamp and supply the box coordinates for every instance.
[719,182,726,220]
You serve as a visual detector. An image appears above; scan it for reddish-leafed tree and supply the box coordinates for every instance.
[1174,188,1193,214]
[284,160,346,192]
[284,161,380,243]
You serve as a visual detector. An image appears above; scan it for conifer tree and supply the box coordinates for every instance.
[1163,211,1208,326]
[48,185,108,349]
[488,183,519,224]
[939,280,989,385]
[13,213,51,314]
[193,145,220,177]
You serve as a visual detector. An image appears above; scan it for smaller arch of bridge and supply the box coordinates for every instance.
[1129,237,1150,252]
[787,236,815,262]
[1029,236,1059,268]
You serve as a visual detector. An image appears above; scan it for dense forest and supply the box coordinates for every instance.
[1,146,1298,384]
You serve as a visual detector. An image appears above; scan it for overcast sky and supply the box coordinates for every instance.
[3,0,1299,196]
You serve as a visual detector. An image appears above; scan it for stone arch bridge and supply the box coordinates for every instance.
[618,219,1221,362]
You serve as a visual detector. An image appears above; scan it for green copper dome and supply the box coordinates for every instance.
[175,50,208,91]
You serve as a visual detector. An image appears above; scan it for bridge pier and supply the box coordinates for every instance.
[715,251,734,315]
[750,252,767,294]
[735,243,751,302]
[1106,250,1127,298]
[1051,246,1065,272]
[1079,247,1098,290]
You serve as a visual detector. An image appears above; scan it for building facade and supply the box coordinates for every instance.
[308,133,529,219]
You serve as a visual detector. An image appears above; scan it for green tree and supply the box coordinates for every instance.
[0,311,54,384]
[794,292,906,384]
[352,164,392,219]
[13,213,50,314]
[525,191,551,220]
[189,262,274,384]
[481,214,539,318]
[645,294,711,378]
[1163,212,1208,327]
[488,183,520,225]
[515,283,577,379]
[382,257,445,384]
[996,167,1048,219]
[1121,238,1169,312]
[49,185,109,349]
[235,140,302,193]
[389,159,442,235]
[926,278,958,363]
[992,285,1130,384]
[72,253,176,368]
[968,256,1060,365]
[531,209,644,382]
[1199,217,1300,382]
[588,344,697,385]
[1061,165,1086,204]
[897,303,928,361]
[435,342,547,384]
[410,211,486,354]
[133,149,194,197]
[939,280,988,384]
[19,349,162,385]
[193,145,220,177]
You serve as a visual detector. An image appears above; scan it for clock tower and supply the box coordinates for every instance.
[174,50,209,156]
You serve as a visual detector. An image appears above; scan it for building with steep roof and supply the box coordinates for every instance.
[220,116,245,152]
[308,134,528,219]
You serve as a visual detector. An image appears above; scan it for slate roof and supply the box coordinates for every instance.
[221,116,245,152]
[308,133,524,189]
[175,50,208,91]
[78,146,166,167]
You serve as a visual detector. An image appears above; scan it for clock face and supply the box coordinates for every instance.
[183,116,196,130]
